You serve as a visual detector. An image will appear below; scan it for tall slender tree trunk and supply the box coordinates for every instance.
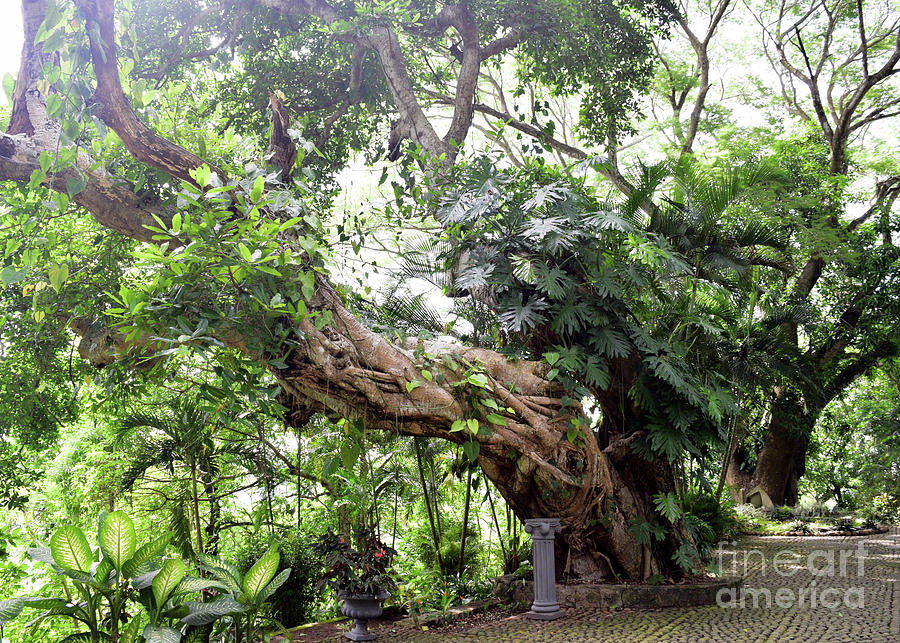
[414,438,444,574]
[458,466,473,578]
[201,463,220,556]
[189,459,204,557]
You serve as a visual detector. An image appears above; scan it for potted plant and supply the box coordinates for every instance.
[312,527,397,641]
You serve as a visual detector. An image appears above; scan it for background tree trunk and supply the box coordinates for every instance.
[750,396,811,506]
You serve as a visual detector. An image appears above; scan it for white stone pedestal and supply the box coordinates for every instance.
[524,518,564,620]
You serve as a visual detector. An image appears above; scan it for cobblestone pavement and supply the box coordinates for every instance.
[325,528,900,643]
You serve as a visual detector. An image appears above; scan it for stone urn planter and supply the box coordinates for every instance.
[337,590,390,641]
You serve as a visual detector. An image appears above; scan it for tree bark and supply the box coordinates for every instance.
[749,396,810,506]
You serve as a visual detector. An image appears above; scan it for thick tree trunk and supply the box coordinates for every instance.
[749,396,811,506]
[273,297,690,580]
[724,439,753,504]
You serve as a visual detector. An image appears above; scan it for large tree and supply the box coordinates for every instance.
[2,0,790,581]
[733,0,900,505]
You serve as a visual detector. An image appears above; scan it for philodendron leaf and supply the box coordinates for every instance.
[120,616,143,643]
[142,625,182,643]
[181,624,213,643]
[180,596,246,626]
[94,556,115,587]
[152,558,186,608]
[172,576,230,597]
[99,511,137,571]
[123,534,170,579]
[242,546,279,600]
[132,568,161,590]
[28,547,63,573]
[255,568,291,605]
[0,598,24,625]
[50,526,93,572]
[58,633,110,642]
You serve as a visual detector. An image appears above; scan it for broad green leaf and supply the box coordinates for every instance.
[466,373,489,388]
[485,413,507,426]
[123,534,170,579]
[462,440,480,462]
[120,616,143,643]
[250,175,264,202]
[242,546,279,600]
[59,633,110,642]
[190,164,211,187]
[195,553,241,587]
[255,568,291,605]
[94,556,115,586]
[1,265,27,285]
[50,525,93,572]
[0,598,24,625]
[2,72,14,106]
[28,546,63,572]
[181,624,213,643]
[99,510,137,571]
[298,271,315,301]
[142,625,182,643]
[132,569,160,590]
[172,576,230,596]
[20,597,76,610]
[65,176,86,197]
[62,568,96,584]
[152,558,186,608]
[180,596,245,626]
[238,243,253,262]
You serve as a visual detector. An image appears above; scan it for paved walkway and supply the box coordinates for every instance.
[331,529,900,642]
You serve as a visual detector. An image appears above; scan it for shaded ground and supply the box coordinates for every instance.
[291,528,900,642]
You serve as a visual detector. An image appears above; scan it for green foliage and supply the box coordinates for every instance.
[680,492,740,558]
[312,527,396,597]
[0,512,234,643]
[859,493,900,525]
[415,520,482,577]
[194,547,291,642]
[232,528,322,627]
[652,492,682,523]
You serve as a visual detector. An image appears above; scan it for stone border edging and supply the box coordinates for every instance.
[741,526,890,537]
[493,575,742,610]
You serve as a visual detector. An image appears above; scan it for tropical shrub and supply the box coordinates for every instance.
[681,492,740,558]
[415,520,482,577]
[232,528,321,627]
[197,547,291,643]
[312,527,396,596]
[0,511,236,643]
[733,503,767,531]
[859,493,900,525]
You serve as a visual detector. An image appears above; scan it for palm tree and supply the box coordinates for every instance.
[113,399,255,558]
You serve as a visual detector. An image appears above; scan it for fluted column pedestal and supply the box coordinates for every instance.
[524,518,564,620]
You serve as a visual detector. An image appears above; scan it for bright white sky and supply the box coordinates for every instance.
[0,3,23,80]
